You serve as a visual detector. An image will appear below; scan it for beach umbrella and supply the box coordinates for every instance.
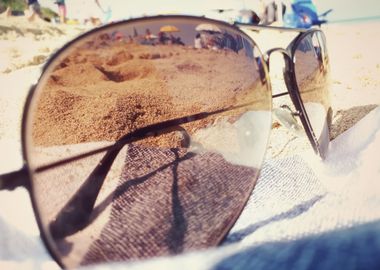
[159,25,180,32]
[195,23,222,33]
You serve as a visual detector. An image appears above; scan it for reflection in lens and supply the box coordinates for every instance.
[294,31,331,157]
[25,17,272,268]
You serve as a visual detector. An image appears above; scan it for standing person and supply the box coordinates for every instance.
[264,1,276,24]
[194,33,202,49]
[55,0,66,23]
[260,0,286,25]
[25,0,42,22]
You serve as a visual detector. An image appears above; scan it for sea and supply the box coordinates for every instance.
[328,15,380,25]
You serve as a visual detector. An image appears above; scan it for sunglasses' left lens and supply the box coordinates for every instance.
[293,30,331,158]
[23,16,272,268]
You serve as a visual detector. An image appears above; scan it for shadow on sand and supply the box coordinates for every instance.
[330,104,378,140]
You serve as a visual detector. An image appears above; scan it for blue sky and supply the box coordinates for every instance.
[40,0,380,23]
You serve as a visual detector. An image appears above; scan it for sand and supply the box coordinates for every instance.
[31,41,264,147]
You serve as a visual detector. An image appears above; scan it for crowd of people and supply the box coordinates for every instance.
[106,28,185,46]
[194,31,245,53]
[105,26,254,60]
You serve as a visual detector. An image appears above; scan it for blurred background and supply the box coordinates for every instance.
[1,0,380,26]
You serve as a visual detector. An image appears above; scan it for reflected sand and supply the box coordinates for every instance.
[294,31,331,156]
[32,43,267,147]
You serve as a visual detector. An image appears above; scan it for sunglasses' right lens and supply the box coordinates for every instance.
[294,30,331,157]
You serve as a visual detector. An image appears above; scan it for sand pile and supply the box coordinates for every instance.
[32,39,265,147]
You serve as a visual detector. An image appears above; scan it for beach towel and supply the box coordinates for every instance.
[1,103,379,270]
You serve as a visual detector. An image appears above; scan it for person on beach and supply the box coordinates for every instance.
[194,33,203,49]
[158,31,168,44]
[143,28,155,45]
[55,0,66,23]
[172,35,184,45]
[25,0,42,22]
[259,0,286,25]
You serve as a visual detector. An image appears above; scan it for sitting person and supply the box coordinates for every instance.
[158,31,169,44]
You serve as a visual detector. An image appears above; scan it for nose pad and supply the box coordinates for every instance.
[273,105,304,137]
[147,126,191,148]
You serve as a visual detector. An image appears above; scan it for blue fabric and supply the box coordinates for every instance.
[215,221,380,270]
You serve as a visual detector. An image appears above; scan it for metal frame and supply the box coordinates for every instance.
[285,28,327,157]
[265,28,327,157]
[237,23,325,156]
[0,15,329,269]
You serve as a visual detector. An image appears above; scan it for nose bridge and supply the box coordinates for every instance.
[264,48,292,72]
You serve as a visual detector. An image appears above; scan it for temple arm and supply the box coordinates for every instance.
[0,167,28,191]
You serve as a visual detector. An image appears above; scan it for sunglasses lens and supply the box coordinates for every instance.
[24,17,272,268]
[294,31,331,157]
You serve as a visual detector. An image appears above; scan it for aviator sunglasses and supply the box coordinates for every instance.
[0,15,331,269]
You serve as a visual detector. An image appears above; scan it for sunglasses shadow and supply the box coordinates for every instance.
[89,147,194,238]
[52,146,195,262]
[77,146,195,260]
[53,142,259,265]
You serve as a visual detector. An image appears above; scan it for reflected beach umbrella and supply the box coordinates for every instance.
[195,23,222,33]
[159,25,180,32]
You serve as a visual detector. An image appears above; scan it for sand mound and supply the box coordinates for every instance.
[32,41,263,147]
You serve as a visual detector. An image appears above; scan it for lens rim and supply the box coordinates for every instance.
[285,28,330,158]
[20,15,272,269]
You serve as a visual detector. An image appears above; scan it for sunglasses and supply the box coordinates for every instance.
[0,15,331,269]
